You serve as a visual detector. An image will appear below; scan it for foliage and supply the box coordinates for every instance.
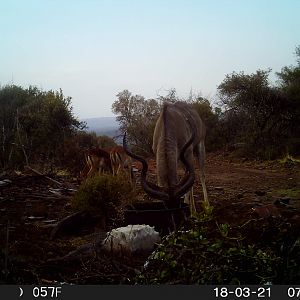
[112,89,224,155]
[72,174,136,228]
[96,135,117,149]
[112,90,160,155]
[156,88,180,104]
[137,211,300,284]
[217,46,300,159]
[275,46,300,155]
[61,132,117,175]
[279,154,300,167]
[191,97,224,151]
[275,188,300,200]
[218,70,282,158]
[59,131,99,175]
[0,85,83,171]
[112,46,299,160]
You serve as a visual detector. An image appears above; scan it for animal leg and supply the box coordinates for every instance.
[195,141,209,204]
[184,186,196,215]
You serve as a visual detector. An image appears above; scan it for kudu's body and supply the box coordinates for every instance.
[124,101,209,214]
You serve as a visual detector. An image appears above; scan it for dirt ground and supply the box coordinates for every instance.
[0,153,299,284]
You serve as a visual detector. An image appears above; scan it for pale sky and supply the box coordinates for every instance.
[0,0,299,118]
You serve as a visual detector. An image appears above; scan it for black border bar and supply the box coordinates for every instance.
[1,285,299,300]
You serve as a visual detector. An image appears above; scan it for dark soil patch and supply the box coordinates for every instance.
[0,154,299,284]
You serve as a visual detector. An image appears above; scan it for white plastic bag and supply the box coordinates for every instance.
[102,224,161,254]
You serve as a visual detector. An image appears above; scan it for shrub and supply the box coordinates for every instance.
[72,174,135,228]
[137,210,300,284]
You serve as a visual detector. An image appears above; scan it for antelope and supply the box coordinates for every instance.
[80,147,112,180]
[109,145,134,184]
[123,101,209,214]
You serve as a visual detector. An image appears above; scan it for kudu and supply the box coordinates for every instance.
[123,101,209,214]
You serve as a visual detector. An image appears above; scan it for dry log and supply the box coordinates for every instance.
[47,239,103,263]
[50,211,101,239]
[24,166,62,186]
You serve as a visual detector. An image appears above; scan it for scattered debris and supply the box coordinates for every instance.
[0,154,299,284]
[252,204,281,218]
[237,193,244,199]
[48,238,103,263]
[27,216,45,221]
[214,187,224,191]
[280,196,291,204]
[0,179,12,187]
[255,190,266,196]
[50,211,97,239]
[24,165,62,186]
[274,196,291,206]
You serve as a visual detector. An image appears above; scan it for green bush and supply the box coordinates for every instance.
[73,174,135,228]
[137,210,300,284]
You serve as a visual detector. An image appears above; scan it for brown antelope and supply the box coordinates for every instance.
[123,101,209,214]
[108,145,133,184]
[80,147,112,180]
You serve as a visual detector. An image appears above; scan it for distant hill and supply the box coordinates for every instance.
[81,117,120,138]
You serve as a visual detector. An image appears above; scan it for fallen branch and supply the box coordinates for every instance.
[50,211,97,239]
[47,238,103,262]
[24,166,62,186]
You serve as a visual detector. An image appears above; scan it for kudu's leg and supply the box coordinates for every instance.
[184,186,196,215]
[195,141,209,204]
[183,149,197,215]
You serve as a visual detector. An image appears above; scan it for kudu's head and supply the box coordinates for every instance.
[123,132,195,208]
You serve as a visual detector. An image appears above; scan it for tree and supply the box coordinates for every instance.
[217,69,295,158]
[112,90,160,155]
[0,85,83,170]
[60,131,98,175]
[112,89,224,154]
[191,97,223,151]
[157,88,179,104]
[275,46,300,154]
[0,85,30,167]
